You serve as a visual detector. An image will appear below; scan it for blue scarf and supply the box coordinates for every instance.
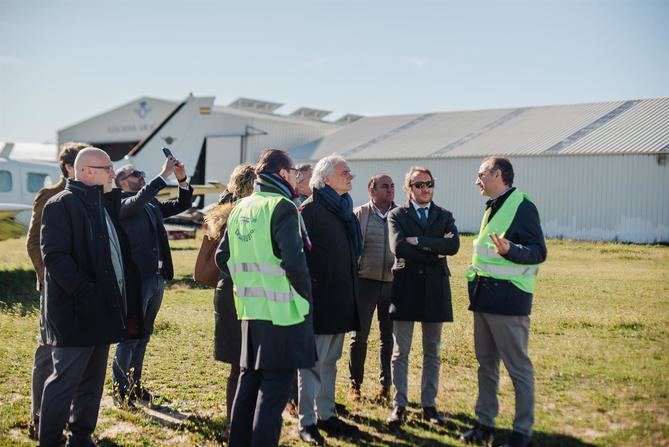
[314,185,362,258]
[257,172,312,251]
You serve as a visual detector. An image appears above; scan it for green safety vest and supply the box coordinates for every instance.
[465,189,539,293]
[227,191,310,326]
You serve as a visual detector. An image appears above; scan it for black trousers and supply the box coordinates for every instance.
[348,278,393,387]
[229,367,294,447]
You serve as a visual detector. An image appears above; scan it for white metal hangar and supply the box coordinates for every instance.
[289,98,669,243]
[58,95,343,196]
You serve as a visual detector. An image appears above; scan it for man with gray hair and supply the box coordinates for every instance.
[39,147,141,446]
[298,154,361,445]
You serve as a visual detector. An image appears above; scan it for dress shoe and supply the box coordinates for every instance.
[65,433,96,447]
[347,383,361,402]
[298,424,326,446]
[131,385,154,403]
[499,431,533,447]
[460,422,495,446]
[317,416,359,435]
[28,418,38,440]
[386,405,406,426]
[422,406,447,425]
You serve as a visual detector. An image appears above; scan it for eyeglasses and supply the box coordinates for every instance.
[87,165,114,173]
[411,181,434,190]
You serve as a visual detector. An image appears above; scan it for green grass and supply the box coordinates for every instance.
[0,235,667,446]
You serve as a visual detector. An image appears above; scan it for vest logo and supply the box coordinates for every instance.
[134,100,151,119]
[235,216,257,242]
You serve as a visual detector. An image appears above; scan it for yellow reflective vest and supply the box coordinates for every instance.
[227,192,310,326]
[466,190,539,293]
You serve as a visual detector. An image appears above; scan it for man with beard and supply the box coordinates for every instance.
[386,166,459,428]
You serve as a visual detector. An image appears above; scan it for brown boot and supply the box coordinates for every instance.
[347,383,361,402]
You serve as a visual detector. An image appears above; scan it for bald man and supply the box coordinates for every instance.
[39,147,141,447]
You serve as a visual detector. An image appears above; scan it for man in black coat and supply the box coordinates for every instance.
[298,154,361,445]
[386,166,460,427]
[111,159,193,406]
[39,147,142,447]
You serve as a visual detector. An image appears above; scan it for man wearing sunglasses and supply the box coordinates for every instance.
[111,159,193,407]
[386,166,459,428]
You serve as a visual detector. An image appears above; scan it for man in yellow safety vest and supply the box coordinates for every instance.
[216,149,315,447]
[462,157,547,447]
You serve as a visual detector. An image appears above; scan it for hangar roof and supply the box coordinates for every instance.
[289,97,669,160]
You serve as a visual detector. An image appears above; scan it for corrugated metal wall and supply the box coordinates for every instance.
[345,154,669,243]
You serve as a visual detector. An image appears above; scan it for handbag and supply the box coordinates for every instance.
[193,234,221,288]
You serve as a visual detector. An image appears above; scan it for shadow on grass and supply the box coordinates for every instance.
[0,268,39,315]
[344,408,597,447]
[166,275,216,290]
[182,414,229,444]
[446,412,597,447]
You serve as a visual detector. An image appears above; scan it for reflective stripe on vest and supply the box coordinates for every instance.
[235,286,298,304]
[228,262,286,277]
[227,191,310,326]
[466,189,539,294]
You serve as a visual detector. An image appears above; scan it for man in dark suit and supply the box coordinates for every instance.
[386,166,460,427]
[111,159,193,406]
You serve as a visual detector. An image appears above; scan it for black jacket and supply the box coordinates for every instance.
[41,180,142,347]
[119,176,193,281]
[388,202,460,322]
[301,191,361,335]
[216,182,315,370]
[468,187,547,316]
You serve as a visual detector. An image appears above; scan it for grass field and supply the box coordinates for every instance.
[0,234,667,446]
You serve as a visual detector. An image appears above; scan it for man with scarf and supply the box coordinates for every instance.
[216,149,315,447]
[298,154,362,445]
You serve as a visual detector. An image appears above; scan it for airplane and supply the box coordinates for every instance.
[0,143,61,227]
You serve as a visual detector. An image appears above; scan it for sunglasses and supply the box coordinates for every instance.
[411,181,434,190]
[120,170,145,180]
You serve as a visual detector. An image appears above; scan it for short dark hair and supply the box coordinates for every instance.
[58,142,89,177]
[368,173,389,190]
[484,156,514,186]
[255,149,293,175]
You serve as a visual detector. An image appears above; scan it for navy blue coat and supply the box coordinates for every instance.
[388,202,460,322]
[118,176,193,281]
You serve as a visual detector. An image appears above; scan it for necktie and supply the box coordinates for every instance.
[417,207,428,225]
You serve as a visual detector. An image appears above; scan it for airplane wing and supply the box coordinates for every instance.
[0,203,32,219]
[0,203,32,241]
[155,182,227,199]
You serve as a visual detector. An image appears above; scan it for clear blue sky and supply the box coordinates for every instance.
[1,0,667,143]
